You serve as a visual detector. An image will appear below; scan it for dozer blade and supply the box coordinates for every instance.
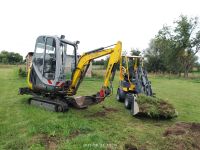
[71,95,99,109]
[133,100,139,115]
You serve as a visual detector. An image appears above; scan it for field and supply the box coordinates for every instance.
[0,66,200,150]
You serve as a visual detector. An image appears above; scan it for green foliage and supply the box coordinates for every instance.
[145,39,167,72]
[130,48,141,56]
[91,71,104,79]
[0,50,23,64]
[194,62,200,72]
[92,59,105,65]
[103,56,109,69]
[18,67,27,77]
[145,15,200,77]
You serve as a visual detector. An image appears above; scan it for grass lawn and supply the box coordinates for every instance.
[0,66,200,150]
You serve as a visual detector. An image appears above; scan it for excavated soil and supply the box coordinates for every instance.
[86,106,118,118]
[124,143,138,150]
[163,122,200,150]
[67,130,81,140]
[124,143,148,150]
[41,135,58,150]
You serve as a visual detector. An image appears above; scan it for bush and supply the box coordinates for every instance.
[91,71,104,79]
[18,67,27,77]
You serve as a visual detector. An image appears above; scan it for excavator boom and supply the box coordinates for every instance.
[67,41,122,97]
[67,41,122,107]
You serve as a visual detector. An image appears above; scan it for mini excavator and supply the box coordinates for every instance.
[116,55,153,115]
[19,35,122,112]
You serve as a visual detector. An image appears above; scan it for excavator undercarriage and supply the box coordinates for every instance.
[19,86,101,111]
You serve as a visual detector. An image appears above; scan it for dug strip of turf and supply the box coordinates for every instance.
[163,122,200,150]
[136,95,178,119]
[29,134,59,150]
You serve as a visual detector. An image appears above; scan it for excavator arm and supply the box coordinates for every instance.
[67,41,122,102]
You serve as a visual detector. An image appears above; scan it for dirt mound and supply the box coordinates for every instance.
[164,122,200,136]
[67,130,81,140]
[87,106,118,117]
[164,126,186,136]
[190,123,200,132]
[163,122,200,150]
[136,95,177,119]
[41,135,58,150]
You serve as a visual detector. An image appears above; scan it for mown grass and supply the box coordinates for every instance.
[0,66,200,150]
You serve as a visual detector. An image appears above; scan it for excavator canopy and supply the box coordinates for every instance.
[29,35,79,92]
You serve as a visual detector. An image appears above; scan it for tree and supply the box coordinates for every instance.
[0,51,23,64]
[173,15,200,77]
[145,15,200,77]
[130,48,141,56]
[92,59,105,65]
[145,39,167,73]
[122,50,128,56]
[154,26,184,74]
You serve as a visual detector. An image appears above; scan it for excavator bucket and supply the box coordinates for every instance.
[70,95,100,109]
[70,88,107,109]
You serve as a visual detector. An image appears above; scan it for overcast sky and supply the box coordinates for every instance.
[0,0,200,58]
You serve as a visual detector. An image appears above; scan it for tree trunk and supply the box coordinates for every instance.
[184,65,189,78]
[184,70,189,78]
[183,57,189,78]
[178,72,181,77]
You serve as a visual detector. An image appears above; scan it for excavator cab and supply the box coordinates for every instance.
[29,35,79,93]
